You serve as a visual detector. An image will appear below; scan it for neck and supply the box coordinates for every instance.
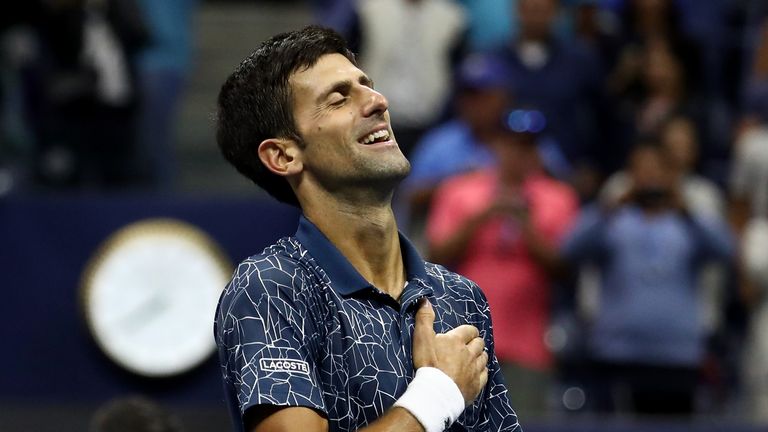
[301,192,406,300]
[498,169,527,187]
[519,31,550,45]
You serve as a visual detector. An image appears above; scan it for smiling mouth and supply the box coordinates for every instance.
[359,129,391,145]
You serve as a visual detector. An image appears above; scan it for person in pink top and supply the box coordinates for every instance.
[426,109,579,419]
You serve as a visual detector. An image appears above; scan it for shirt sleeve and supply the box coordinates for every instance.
[687,214,736,263]
[215,256,326,422]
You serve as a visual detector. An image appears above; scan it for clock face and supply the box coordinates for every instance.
[82,219,232,377]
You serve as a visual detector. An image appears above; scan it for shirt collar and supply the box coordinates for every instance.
[295,215,429,296]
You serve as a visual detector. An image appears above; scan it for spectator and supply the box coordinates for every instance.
[308,0,357,38]
[427,113,579,418]
[0,2,41,193]
[352,0,467,156]
[399,53,510,248]
[90,396,184,432]
[601,115,724,217]
[730,18,768,421]
[25,0,148,190]
[572,0,622,74]
[731,124,768,423]
[633,40,687,135]
[456,0,517,51]
[613,0,702,93]
[489,0,604,185]
[604,0,738,178]
[607,39,702,173]
[134,0,200,190]
[598,116,730,404]
[561,142,735,415]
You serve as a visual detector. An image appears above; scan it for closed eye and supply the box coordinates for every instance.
[328,94,348,107]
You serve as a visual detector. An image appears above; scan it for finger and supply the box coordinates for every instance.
[475,350,489,372]
[446,324,480,344]
[412,298,436,368]
[414,298,436,331]
[466,337,485,357]
[478,365,489,391]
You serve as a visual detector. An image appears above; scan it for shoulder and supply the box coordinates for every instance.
[439,169,493,194]
[228,237,305,288]
[412,121,471,162]
[419,121,470,145]
[530,175,579,205]
[684,176,724,210]
[537,175,577,195]
[574,203,611,227]
[738,128,768,159]
[426,0,466,25]
[599,171,631,204]
[217,237,314,318]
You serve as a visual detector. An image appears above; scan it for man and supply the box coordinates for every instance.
[488,0,603,173]
[426,111,579,417]
[561,142,734,415]
[90,396,184,432]
[214,26,520,432]
[732,28,768,417]
[400,53,510,249]
[353,0,467,155]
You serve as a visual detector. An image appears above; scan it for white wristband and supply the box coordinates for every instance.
[393,367,465,432]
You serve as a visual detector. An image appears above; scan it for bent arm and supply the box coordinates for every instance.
[686,213,736,263]
[428,210,489,266]
[560,205,608,265]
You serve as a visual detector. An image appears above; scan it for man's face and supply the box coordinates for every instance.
[661,118,697,173]
[458,87,508,134]
[288,53,410,195]
[488,131,538,182]
[629,147,672,190]
[518,0,558,40]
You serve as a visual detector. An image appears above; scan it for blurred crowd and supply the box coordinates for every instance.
[1,0,767,424]
[0,0,198,193]
[312,0,768,422]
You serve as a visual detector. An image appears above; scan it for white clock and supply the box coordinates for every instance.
[81,218,232,377]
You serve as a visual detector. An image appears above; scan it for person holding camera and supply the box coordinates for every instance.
[426,111,579,418]
[560,142,735,415]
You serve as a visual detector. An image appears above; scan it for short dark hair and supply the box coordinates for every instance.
[90,396,184,432]
[216,26,357,207]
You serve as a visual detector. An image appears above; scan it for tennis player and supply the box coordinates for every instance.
[214,26,521,432]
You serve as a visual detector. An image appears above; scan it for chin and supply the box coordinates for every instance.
[382,157,411,180]
[358,160,411,189]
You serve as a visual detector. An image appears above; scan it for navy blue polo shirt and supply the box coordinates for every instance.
[214,216,520,431]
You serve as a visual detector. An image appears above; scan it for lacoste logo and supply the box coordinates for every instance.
[259,358,310,375]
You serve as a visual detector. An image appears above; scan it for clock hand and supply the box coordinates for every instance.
[117,294,169,335]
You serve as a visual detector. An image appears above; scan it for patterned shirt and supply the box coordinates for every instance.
[214,216,521,431]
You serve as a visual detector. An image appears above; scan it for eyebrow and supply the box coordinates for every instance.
[316,74,375,104]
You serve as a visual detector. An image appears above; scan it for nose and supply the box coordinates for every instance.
[361,86,388,118]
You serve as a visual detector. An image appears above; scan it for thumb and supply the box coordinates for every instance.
[412,298,437,369]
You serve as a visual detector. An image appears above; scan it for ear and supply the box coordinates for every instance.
[257,138,303,177]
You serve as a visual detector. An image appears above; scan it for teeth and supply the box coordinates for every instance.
[362,129,390,144]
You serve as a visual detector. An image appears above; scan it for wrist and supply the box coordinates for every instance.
[393,367,465,432]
